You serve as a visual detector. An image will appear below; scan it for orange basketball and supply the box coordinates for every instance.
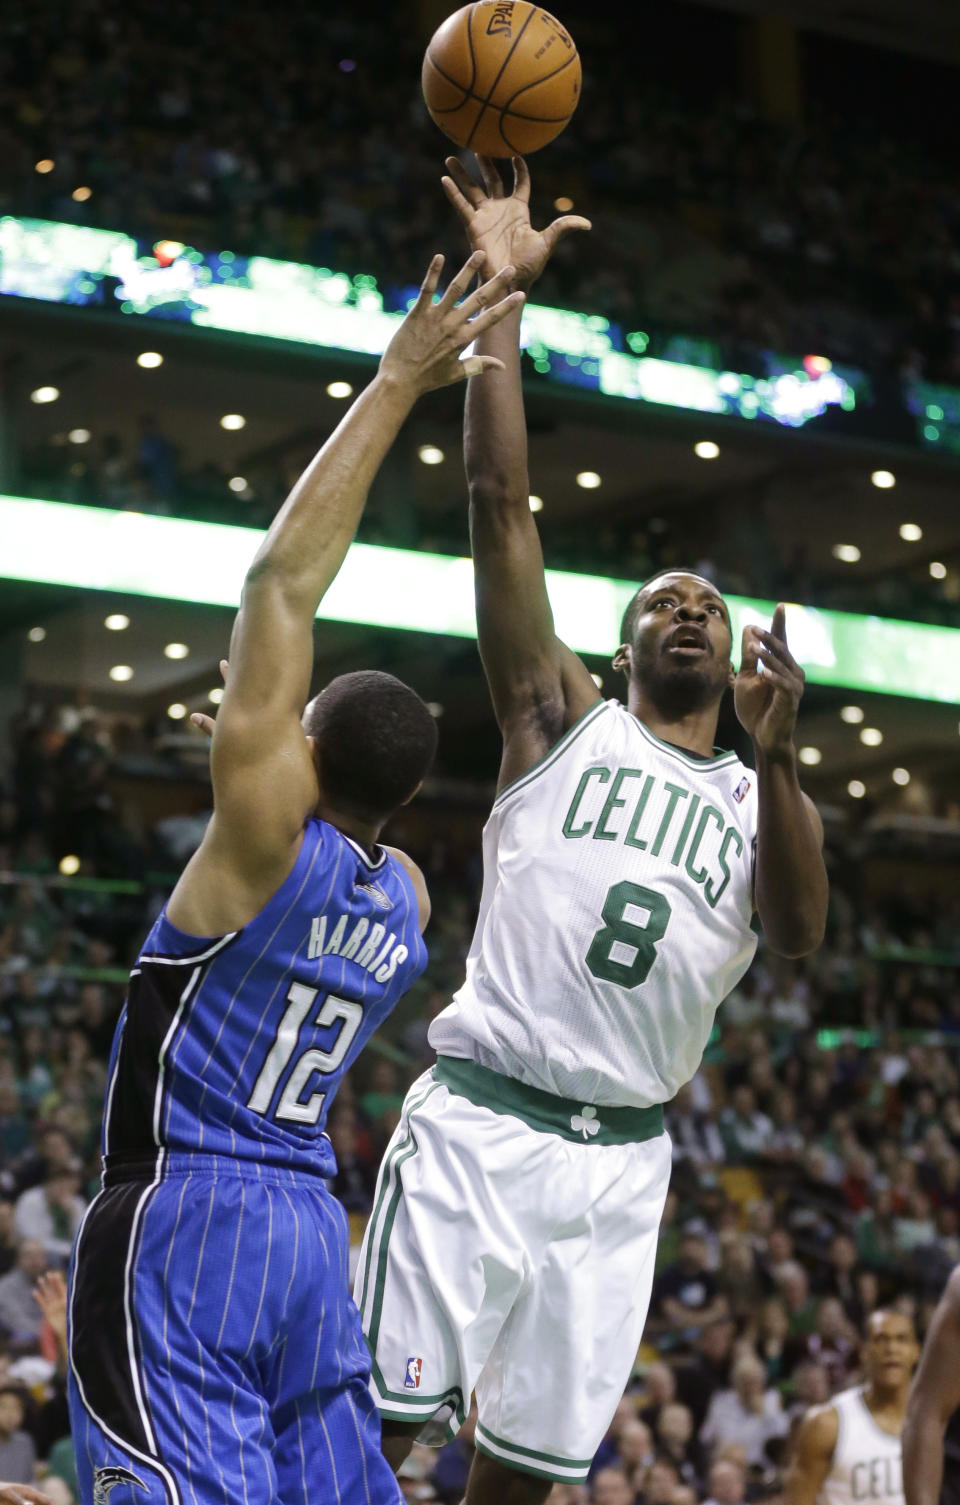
[422,1,581,158]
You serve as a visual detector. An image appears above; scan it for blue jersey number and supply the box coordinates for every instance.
[247,981,363,1125]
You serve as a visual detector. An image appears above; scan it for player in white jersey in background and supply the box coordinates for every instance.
[355,156,828,1505]
[785,1309,918,1505]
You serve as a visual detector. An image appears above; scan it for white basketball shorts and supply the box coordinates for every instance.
[354,1057,672,1484]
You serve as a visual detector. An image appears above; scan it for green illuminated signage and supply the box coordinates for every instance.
[1,496,957,703]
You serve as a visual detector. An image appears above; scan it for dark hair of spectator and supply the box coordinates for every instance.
[303,671,438,822]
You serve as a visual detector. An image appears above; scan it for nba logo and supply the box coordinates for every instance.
[733,777,750,803]
[404,1357,423,1390]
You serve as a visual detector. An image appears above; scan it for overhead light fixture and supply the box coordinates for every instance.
[326,381,353,399]
[798,747,822,766]
[832,544,861,563]
[576,471,601,489]
[870,470,896,489]
[220,414,246,431]
[68,428,91,445]
[71,186,92,202]
[418,445,444,465]
[58,855,80,876]
[137,351,163,369]
[840,705,864,724]
[694,441,720,460]
[529,495,544,512]
[109,665,134,682]
[426,702,444,717]
[208,687,224,705]
[164,642,189,660]
[104,614,130,631]
[930,562,947,579]
[228,476,248,493]
[553,196,574,212]
[892,767,910,786]
[27,626,46,643]
[590,673,603,689]
[860,727,883,746]
[847,780,866,799]
[167,703,187,720]
[899,523,923,542]
[30,386,59,405]
[35,159,55,175]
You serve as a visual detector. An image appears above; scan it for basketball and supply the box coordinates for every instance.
[422,1,581,158]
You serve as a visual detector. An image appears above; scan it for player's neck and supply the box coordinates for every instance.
[315,801,382,862]
[863,1379,910,1421]
[627,688,721,759]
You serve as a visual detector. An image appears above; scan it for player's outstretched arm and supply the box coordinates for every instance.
[903,1267,960,1505]
[782,1405,837,1505]
[734,605,828,957]
[443,155,599,789]
[169,255,522,931]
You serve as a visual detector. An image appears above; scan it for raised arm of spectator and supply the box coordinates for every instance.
[167,254,521,925]
[783,1405,837,1505]
[903,1266,960,1505]
[443,155,600,790]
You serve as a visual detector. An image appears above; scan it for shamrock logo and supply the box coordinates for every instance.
[571,1105,600,1139]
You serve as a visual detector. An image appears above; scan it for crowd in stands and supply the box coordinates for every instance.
[3,0,960,386]
[1,687,959,1501]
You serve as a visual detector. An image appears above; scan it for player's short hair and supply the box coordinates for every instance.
[618,568,718,646]
[303,671,438,822]
[864,1305,915,1339]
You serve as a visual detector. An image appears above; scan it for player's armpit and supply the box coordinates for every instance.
[783,1405,837,1505]
[382,847,431,932]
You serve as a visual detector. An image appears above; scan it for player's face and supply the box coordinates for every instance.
[862,1312,919,1387]
[622,574,733,709]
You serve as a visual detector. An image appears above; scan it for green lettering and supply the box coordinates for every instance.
[685,805,725,884]
[650,782,688,857]
[706,825,744,908]
[562,766,610,839]
[594,768,645,842]
[624,774,656,849]
[670,793,701,866]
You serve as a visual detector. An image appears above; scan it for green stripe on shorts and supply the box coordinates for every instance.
[475,1423,593,1482]
[434,1055,664,1146]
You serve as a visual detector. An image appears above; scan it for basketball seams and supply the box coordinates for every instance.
[464,4,479,96]
[499,47,578,113]
[424,51,472,112]
[465,1,537,151]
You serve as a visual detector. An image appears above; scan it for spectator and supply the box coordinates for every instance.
[0,1386,35,1484]
[655,1403,702,1492]
[590,1467,634,1505]
[654,1233,727,1334]
[0,1244,47,1346]
[14,1172,86,1265]
[701,1458,747,1505]
[699,1353,788,1467]
[636,1457,679,1503]
[799,1297,857,1391]
[719,1086,773,1163]
[636,1363,677,1430]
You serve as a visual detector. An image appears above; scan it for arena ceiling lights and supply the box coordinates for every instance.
[2,495,958,705]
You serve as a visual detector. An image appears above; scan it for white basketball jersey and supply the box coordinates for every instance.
[820,1387,904,1505]
[429,700,759,1108]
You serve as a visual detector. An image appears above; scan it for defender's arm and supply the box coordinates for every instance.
[783,1406,837,1505]
[903,1267,960,1505]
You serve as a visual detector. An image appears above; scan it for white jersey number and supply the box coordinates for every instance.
[585,880,672,988]
[247,980,363,1125]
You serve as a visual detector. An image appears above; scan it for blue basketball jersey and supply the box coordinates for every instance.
[101,818,427,1177]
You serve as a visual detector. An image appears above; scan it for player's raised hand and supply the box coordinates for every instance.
[33,1270,68,1352]
[190,658,229,739]
[442,154,591,289]
[379,251,523,393]
[734,605,806,756]
[0,1486,54,1505]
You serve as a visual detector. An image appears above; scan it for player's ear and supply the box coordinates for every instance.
[727,660,736,688]
[399,781,423,808]
[612,643,631,677]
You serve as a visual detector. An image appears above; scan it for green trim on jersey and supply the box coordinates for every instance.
[493,699,608,807]
[434,1055,664,1146]
[475,1423,593,1482]
[630,714,740,772]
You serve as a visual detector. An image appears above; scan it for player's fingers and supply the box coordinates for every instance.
[463,290,525,339]
[0,1488,54,1505]
[756,653,796,691]
[511,156,531,202]
[771,603,787,641]
[542,215,593,253]
[190,713,216,738]
[416,253,445,304]
[475,154,504,199]
[437,249,487,311]
[757,631,802,677]
[460,354,505,378]
[457,263,516,319]
[441,174,476,226]
[740,625,761,673]
[219,658,229,681]
[444,156,484,206]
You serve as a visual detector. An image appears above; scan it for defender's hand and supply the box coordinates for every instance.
[442,155,591,289]
[734,605,806,757]
[190,659,229,739]
[0,1487,55,1505]
[378,251,523,395]
[33,1270,67,1349]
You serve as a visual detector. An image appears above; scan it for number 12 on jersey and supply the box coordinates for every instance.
[585,880,672,987]
[247,981,363,1125]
